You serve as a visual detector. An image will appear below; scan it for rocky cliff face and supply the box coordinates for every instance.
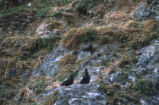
[0,0,159,105]
[55,84,106,105]
[135,0,159,21]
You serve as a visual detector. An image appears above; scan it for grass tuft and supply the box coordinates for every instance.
[62,27,97,50]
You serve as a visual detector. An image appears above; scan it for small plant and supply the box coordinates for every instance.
[134,79,156,95]
[28,77,49,95]
[51,11,63,18]
[99,83,107,94]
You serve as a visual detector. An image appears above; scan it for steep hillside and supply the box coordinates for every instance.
[0,0,159,105]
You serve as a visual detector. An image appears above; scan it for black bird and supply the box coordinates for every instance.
[83,44,95,54]
[80,69,90,84]
[61,73,74,86]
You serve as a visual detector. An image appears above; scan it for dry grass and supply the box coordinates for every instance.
[0,34,60,81]
[0,57,43,81]
[62,19,158,51]
[42,90,59,105]
[27,76,51,95]
[58,54,77,66]
[119,20,158,49]
[53,64,78,81]
[62,27,97,50]
[95,26,118,44]
[106,10,133,22]
[1,35,60,55]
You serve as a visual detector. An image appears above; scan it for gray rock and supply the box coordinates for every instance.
[134,5,151,21]
[131,39,159,104]
[32,44,70,77]
[55,83,106,105]
[134,0,159,21]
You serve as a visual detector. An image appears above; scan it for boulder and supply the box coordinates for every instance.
[55,83,106,105]
[134,0,159,21]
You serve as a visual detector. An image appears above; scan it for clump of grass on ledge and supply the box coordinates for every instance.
[26,36,61,54]
[119,19,158,49]
[1,35,61,56]
[52,65,78,82]
[58,54,77,66]
[37,90,59,105]
[0,35,61,80]
[62,27,97,50]
[62,19,158,51]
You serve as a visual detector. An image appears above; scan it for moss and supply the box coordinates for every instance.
[99,83,107,94]
[0,98,8,105]
[99,82,124,104]
[27,77,51,95]
[134,79,156,95]
[0,87,18,104]
[0,89,17,99]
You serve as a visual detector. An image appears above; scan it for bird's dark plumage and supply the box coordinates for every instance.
[83,44,95,54]
[61,74,74,86]
[80,69,90,84]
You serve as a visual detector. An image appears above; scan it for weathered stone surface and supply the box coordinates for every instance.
[55,83,106,105]
[130,40,159,104]
[134,0,159,21]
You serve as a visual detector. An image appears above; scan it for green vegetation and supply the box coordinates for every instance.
[48,10,63,18]
[133,79,156,95]
[38,90,59,105]
[53,0,73,6]
[0,0,159,104]
[73,0,102,14]
[58,54,77,66]
[62,20,158,51]
[0,5,29,18]
[0,87,18,105]
[62,28,97,50]
[27,36,61,53]
[27,77,50,95]
[0,0,52,18]
[1,35,61,56]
